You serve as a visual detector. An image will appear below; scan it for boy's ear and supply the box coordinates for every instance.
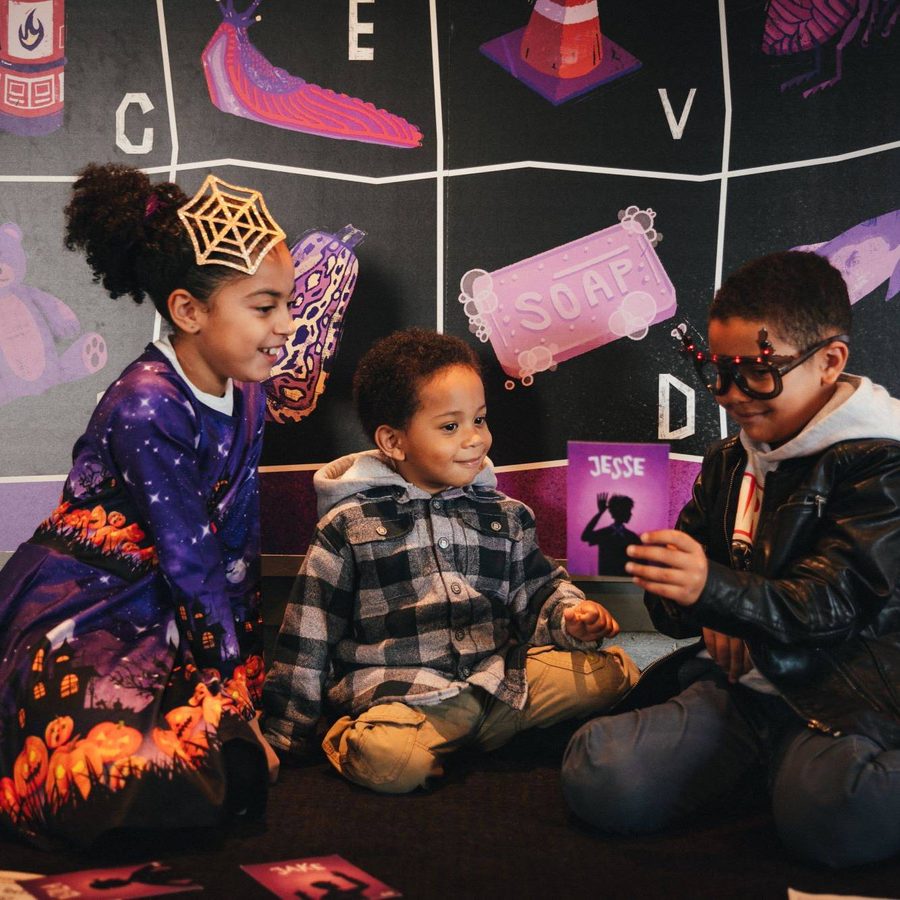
[820,339,849,386]
[374,424,406,461]
[167,289,206,334]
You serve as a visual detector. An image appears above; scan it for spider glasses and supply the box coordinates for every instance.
[675,326,849,400]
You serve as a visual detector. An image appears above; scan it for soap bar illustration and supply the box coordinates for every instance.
[202,0,422,148]
[459,207,675,384]
[266,224,364,424]
[0,0,66,136]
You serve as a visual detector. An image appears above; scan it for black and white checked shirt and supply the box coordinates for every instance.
[263,452,595,756]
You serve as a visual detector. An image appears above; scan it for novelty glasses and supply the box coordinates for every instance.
[674,325,849,400]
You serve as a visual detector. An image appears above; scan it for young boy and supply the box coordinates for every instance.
[561,251,900,868]
[263,328,638,792]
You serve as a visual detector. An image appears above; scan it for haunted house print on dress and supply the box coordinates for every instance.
[0,345,267,846]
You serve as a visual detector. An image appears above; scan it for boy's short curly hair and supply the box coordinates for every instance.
[353,328,482,441]
[710,251,851,349]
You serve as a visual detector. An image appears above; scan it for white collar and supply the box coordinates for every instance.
[154,333,234,415]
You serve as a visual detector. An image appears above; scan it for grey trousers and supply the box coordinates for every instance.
[560,659,900,868]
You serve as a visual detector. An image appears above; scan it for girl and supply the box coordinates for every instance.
[0,163,293,847]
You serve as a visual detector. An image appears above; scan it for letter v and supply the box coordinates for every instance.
[658,88,697,140]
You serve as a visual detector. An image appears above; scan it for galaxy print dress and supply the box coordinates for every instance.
[0,344,269,846]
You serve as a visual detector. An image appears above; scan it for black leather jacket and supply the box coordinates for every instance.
[646,434,900,748]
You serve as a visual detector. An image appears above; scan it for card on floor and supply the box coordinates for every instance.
[25,861,201,899]
[241,854,401,899]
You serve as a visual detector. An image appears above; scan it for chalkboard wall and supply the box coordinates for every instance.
[1,0,897,561]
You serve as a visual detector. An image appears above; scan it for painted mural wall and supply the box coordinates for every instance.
[1,0,897,563]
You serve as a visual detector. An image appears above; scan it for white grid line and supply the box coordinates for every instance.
[2,140,898,187]
[155,0,180,342]
[429,0,446,332]
[715,0,733,440]
[0,475,67,484]
[157,0,179,181]
[714,0,733,294]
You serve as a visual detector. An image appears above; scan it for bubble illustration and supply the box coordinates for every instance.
[609,291,658,341]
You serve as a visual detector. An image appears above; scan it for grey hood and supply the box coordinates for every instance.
[313,449,498,519]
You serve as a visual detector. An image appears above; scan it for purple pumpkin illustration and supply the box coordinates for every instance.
[762,0,898,97]
[265,225,365,424]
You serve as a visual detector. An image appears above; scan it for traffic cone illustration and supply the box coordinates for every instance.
[519,0,602,79]
[480,0,640,105]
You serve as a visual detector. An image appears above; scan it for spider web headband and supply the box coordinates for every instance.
[177,174,286,275]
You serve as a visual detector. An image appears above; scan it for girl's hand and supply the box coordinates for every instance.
[248,713,281,784]
[625,529,708,606]
[564,600,620,641]
[221,671,255,720]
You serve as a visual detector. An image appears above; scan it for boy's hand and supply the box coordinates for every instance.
[625,529,708,606]
[703,627,753,683]
[564,600,620,641]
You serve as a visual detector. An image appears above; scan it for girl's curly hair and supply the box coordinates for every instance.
[353,328,482,441]
[64,163,239,320]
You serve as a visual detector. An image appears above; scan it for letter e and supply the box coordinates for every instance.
[349,0,375,60]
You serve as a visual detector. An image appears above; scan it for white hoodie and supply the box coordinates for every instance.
[721,374,900,692]
[740,374,900,484]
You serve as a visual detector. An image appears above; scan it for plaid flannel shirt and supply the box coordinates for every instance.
[263,453,594,756]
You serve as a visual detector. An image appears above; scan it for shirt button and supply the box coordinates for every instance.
[375,525,387,536]
[450,582,462,594]
[437,537,450,549]
[432,499,443,510]
[454,628,466,640]
[490,521,502,532]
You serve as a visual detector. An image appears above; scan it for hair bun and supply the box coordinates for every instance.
[64,163,189,307]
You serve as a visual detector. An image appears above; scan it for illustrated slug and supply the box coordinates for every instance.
[202,0,423,148]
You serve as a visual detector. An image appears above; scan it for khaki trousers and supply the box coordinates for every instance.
[322,646,638,794]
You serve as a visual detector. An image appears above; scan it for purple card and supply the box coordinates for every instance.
[241,855,401,899]
[25,862,201,899]
[567,442,670,577]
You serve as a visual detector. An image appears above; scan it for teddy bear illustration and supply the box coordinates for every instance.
[0,222,107,407]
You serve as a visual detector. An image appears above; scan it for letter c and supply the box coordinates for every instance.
[116,92,154,155]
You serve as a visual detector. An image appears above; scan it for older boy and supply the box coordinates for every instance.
[562,251,900,868]
[263,328,638,792]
